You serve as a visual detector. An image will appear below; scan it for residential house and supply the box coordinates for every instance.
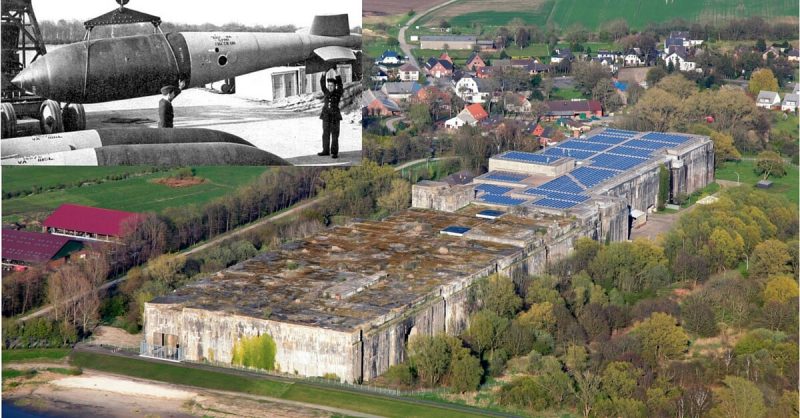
[371,68,388,82]
[559,119,591,136]
[419,35,476,50]
[381,81,421,100]
[465,52,487,71]
[550,48,574,64]
[476,66,494,79]
[438,51,453,64]
[503,92,532,113]
[362,90,401,116]
[398,63,420,81]
[444,103,488,129]
[756,91,781,109]
[787,49,799,63]
[592,57,619,72]
[623,49,645,67]
[596,50,618,60]
[376,50,401,65]
[664,46,698,72]
[538,126,562,146]
[543,100,603,121]
[781,93,798,112]
[667,31,703,48]
[453,74,490,104]
[424,57,454,78]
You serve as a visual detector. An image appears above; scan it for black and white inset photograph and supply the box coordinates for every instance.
[1,0,362,166]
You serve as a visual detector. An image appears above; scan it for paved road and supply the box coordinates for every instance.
[398,0,460,70]
[75,344,523,418]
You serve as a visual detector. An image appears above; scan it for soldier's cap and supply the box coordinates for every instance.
[161,85,177,95]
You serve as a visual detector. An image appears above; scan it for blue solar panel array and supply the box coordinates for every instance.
[477,209,505,219]
[479,194,528,206]
[624,139,667,150]
[533,198,581,209]
[543,147,596,160]
[538,175,585,193]
[482,171,528,183]
[570,166,618,188]
[607,146,654,158]
[441,226,471,235]
[642,132,691,144]
[604,128,637,137]
[558,140,612,152]
[476,183,513,195]
[586,134,629,145]
[524,188,589,202]
[500,151,558,165]
[590,153,648,171]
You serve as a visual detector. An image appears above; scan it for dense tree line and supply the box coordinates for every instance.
[379,186,798,418]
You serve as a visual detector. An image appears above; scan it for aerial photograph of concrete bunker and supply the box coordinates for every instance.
[2,0,363,166]
[2,0,799,417]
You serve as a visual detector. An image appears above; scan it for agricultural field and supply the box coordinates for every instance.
[364,0,446,17]
[2,166,267,222]
[418,0,799,30]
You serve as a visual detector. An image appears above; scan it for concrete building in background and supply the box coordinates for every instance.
[234,64,353,101]
[142,128,714,383]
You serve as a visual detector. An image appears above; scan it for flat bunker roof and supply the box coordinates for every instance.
[152,208,565,331]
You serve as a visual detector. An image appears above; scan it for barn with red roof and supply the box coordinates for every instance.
[42,204,141,242]
[2,229,84,270]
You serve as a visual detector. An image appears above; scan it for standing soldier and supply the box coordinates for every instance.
[158,80,185,128]
[318,69,344,159]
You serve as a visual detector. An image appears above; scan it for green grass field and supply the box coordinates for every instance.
[2,166,267,222]
[550,87,586,100]
[715,160,799,205]
[70,352,495,418]
[419,0,798,30]
[771,113,799,140]
[2,167,159,196]
[2,348,71,363]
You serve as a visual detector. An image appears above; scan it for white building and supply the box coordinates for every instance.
[453,75,489,104]
[398,63,420,82]
[756,91,781,109]
[664,49,698,72]
[233,64,352,101]
[780,93,798,112]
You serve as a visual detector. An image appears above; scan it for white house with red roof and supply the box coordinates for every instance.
[445,104,489,129]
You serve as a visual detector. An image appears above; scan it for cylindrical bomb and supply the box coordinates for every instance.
[12,15,361,104]
[2,143,289,166]
[1,128,258,159]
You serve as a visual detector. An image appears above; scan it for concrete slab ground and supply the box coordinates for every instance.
[15,88,362,166]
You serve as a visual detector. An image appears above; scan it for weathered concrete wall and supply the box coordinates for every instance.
[604,166,661,213]
[144,304,358,382]
[488,157,574,177]
[411,182,473,212]
[679,140,715,194]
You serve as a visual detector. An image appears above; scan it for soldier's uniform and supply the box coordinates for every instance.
[318,74,344,158]
[158,85,181,128]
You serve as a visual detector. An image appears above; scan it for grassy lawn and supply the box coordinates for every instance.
[771,112,799,140]
[681,182,721,208]
[716,160,799,205]
[2,166,267,222]
[2,166,159,196]
[71,352,496,418]
[2,348,71,363]
[550,87,586,100]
